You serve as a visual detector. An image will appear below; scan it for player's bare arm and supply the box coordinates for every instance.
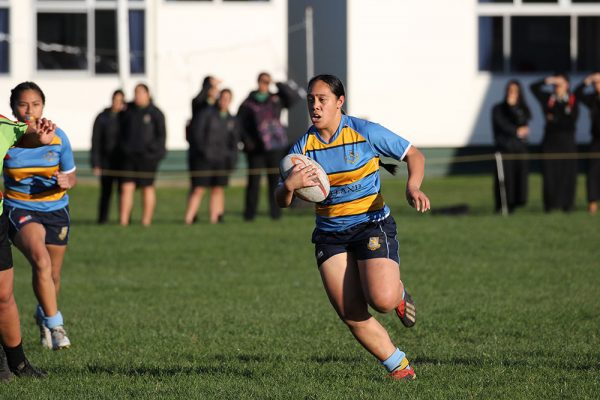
[55,171,77,190]
[403,146,430,213]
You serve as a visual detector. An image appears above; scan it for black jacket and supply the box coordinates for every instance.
[530,80,579,135]
[575,83,600,140]
[492,102,531,153]
[188,106,239,168]
[119,102,167,161]
[237,82,300,153]
[91,107,121,168]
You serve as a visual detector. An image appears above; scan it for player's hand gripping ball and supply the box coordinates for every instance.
[280,154,330,202]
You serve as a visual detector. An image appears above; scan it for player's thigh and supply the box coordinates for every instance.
[357,258,402,312]
[12,222,47,258]
[319,252,369,321]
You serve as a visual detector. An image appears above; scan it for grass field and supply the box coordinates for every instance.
[2,174,599,399]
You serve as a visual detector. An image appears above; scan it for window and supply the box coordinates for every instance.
[36,1,145,74]
[478,1,600,73]
[129,10,144,74]
[478,17,503,72]
[0,8,8,73]
[38,13,87,70]
[578,16,600,70]
[511,17,571,72]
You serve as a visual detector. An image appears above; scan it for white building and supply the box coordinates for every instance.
[1,0,599,152]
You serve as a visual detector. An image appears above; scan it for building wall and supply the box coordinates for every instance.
[0,0,287,151]
[347,0,591,147]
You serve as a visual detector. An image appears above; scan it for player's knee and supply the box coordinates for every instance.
[0,287,14,306]
[369,292,400,313]
[30,254,52,275]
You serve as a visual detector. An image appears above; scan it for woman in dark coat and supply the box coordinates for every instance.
[492,80,531,213]
[530,74,579,212]
[184,89,239,224]
[118,83,167,226]
[575,72,600,215]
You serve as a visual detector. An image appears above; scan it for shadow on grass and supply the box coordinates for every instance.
[81,363,254,378]
[415,356,600,371]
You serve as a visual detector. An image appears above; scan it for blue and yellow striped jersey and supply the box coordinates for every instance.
[288,114,411,232]
[3,128,76,211]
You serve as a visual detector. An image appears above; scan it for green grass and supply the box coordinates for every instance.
[3,174,599,399]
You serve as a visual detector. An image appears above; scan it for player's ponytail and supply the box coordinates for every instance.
[379,160,398,175]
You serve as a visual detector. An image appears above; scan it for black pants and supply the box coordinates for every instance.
[542,134,577,212]
[587,139,600,202]
[244,150,284,220]
[98,173,120,224]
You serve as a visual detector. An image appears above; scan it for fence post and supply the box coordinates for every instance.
[494,152,509,216]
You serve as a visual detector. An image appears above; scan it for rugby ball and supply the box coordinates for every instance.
[280,154,330,203]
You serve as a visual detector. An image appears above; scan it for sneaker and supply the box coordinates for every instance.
[50,326,71,350]
[0,349,14,382]
[34,313,52,349]
[395,290,416,328]
[389,363,416,381]
[10,358,47,378]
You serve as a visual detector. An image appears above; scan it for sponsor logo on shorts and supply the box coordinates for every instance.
[367,237,381,251]
[18,215,32,225]
[317,250,324,259]
[58,226,69,241]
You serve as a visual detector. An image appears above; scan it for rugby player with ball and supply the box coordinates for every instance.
[275,74,430,381]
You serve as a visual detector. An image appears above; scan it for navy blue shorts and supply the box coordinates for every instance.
[0,212,14,271]
[6,206,71,246]
[312,215,400,267]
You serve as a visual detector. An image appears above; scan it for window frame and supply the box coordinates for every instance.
[0,1,9,74]
[477,0,600,73]
[35,0,146,76]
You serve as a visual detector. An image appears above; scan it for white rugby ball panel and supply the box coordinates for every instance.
[279,154,330,203]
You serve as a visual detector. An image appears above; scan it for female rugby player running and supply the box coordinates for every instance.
[5,82,76,351]
[275,74,430,381]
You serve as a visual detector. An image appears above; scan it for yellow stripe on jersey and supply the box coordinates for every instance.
[5,165,59,181]
[328,157,380,187]
[316,193,385,218]
[49,135,62,146]
[5,187,65,202]
[304,127,366,152]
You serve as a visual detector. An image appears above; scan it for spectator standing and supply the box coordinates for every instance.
[91,89,125,224]
[575,72,600,215]
[530,75,579,212]
[184,89,239,224]
[491,80,531,213]
[119,84,167,226]
[238,72,299,221]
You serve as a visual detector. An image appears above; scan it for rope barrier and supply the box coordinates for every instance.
[91,151,600,179]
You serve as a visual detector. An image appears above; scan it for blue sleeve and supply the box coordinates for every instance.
[58,129,76,173]
[288,133,308,155]
[362,121,412,161]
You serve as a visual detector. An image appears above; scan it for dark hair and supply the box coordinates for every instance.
[112,89,124,99]
[257,72,271,83]
[307,74,346,99]
[10,81,46,113]
[504,80,531,119]
[219,88,232,97]
[135,83,150,94]
[554,72,570,83]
